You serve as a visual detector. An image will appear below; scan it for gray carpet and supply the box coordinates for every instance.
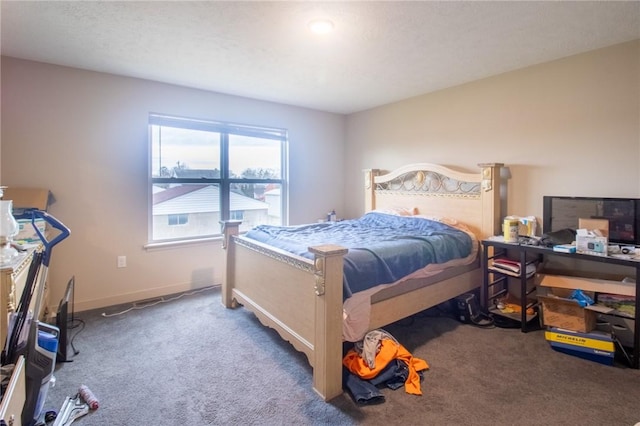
[41,286,639,425]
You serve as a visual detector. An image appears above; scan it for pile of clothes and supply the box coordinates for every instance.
[343,329,428,404]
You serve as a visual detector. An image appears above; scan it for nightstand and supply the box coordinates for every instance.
[481,237,541,332]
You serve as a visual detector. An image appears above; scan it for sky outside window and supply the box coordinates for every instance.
[152,126,281,177]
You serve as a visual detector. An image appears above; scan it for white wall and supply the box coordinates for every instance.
[0,57,346,312]
[344,41,640,224]
[2,40,639,313]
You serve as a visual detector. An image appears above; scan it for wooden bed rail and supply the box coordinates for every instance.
[220,220,349,400]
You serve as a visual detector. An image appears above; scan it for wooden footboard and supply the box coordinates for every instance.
[220,162,503,402]
[221,221,348,400]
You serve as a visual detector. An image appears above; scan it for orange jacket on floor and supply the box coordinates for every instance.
[343,339,429,395]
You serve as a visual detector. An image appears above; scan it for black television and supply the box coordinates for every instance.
[543,196,640,246]
[56,276,75,363]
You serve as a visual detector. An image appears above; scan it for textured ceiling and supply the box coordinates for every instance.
[1,1,639,114]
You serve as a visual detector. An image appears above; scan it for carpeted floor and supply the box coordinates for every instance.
[40,286,639,425]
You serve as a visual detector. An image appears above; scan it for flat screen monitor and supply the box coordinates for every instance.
[56,276,75,363]
[543,196,640,246]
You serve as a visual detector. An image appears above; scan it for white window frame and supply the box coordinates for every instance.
[148,113,288,244]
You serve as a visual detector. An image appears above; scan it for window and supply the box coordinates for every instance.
[230,210,244,221]
[168,214,188,226]
[149,114,287,242]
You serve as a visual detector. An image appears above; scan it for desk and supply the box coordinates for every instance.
[481,237,639,369]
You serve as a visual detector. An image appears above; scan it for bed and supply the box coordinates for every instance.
[220,162,503,401]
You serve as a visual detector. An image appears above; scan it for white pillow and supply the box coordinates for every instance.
[372,206,418,216]
[413,214,460,227]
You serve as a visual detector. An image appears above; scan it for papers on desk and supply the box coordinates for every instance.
[489,258,537,277]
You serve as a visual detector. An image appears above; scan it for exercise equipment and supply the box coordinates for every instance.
[2,209,70,426]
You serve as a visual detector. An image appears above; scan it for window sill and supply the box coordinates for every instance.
[144,236,222,251]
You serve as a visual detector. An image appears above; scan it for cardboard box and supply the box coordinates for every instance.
[1,187,50,211]
[545,327,615,351]
[578,218,609,237]
[15,218,47,243]
[545,327,615,365]
[575,229,607,256]
[538,288,597,333]
[536,272,635,298]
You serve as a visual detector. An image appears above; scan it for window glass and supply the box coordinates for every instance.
[168,214,189,226]
[230,210,244,221]
[229,134,281,179]
[149,114,287,242]
[152,183,220,240]
[230,183,282,232]
[151,125,220,178]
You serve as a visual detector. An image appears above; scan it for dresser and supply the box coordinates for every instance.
[0,247,48,426]
[0,247,47,348]
[0,356,25,426]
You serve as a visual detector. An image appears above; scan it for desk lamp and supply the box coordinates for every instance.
[0,194,20,266]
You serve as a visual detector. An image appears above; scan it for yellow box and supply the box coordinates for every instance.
[545,327,616,365]
[545,328,615,352]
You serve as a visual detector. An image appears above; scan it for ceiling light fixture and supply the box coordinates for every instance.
[308,19,334,35]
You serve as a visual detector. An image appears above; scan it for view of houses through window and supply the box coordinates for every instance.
[149,114,287,242]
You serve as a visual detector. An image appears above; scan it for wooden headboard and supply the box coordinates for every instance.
[364,163,503,240]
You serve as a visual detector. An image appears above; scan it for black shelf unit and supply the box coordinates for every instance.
[482,241,541,332]
[481,237,640,369]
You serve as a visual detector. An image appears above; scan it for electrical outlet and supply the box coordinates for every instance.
[117,255,127,268]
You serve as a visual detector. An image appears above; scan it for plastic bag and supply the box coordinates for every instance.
[569,289,594,307]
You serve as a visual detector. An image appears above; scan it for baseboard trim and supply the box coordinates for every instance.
[52,281,220,314]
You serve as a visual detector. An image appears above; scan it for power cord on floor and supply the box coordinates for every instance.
[68,318,85,358]
[100,285,218,318]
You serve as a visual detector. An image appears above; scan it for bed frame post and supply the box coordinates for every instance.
[220,220,241,308]
[363,168,380,211]
[308,244,348,401]
[478,163,503,238]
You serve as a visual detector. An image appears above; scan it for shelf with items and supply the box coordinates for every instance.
[488,293,539,326]
[482,241,543,332]
[481,237,640,369]
[487,257,538,278]
[536,271,635,338]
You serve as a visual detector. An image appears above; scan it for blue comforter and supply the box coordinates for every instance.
[245,212,473,299]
